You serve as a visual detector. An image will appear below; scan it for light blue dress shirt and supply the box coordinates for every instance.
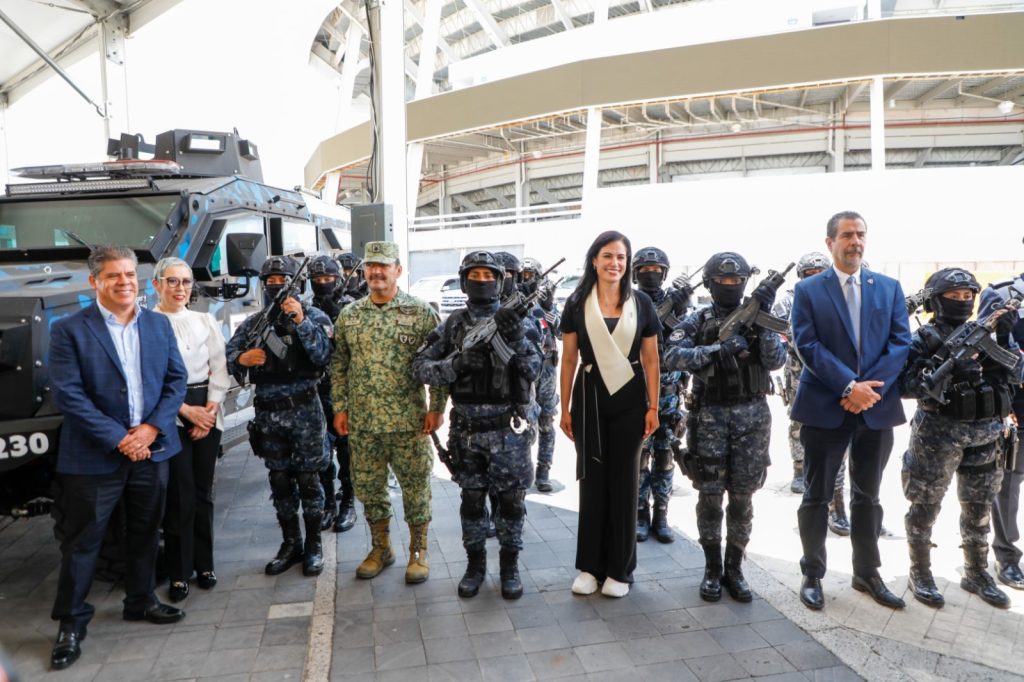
[97,301,144,427]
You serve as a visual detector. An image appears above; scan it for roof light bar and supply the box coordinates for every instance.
[12,160,183,180]
[6,178,152,196]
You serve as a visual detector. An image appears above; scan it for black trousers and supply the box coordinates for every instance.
[52,458,168,631]
[797,414,893,579]
[163,427,221,582]
[575,403,645,584]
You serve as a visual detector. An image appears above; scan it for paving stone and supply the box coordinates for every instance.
[776,640,842,671]
[330,645,376,676]
[478,653,535,682]
[604,613,661,640]
[733,646,797,676]
[560,618,615,646]
[421,613,469,640]
[212,623,264,650]
[198,646,259,676]
[750,619,812,646]
[517,623,572,653]
[373,617,423,645]
[572,641,633,673]
[262,616,311,646]
[685,653,751,682]
[707,624,771,653]
[471,630,524,659]
[92,658,156,682]
[527,647,585,678]
[375,640,427,670]
[464,608,514,635]
[426,660,484,681]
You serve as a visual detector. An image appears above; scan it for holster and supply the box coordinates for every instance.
[247,421,289,459]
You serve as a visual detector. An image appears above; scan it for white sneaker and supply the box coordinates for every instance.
[572,572,598,595]
[601,577,630,598]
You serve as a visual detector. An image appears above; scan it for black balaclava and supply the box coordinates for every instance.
[709,281,745,310]
[636,271,665,292]
[501,274,516,299]
[934,297,974,326]
[466,279,501,304]
[312,278,339,300]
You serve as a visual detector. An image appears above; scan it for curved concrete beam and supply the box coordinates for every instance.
[305,11,1024,187]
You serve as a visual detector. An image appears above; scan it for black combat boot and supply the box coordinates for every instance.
[321,496,338,532]
[334,479,357,533]
[961,546,1010,609]
[700,544,723,602]
[458,548,487,598]
[790,462,805,494]
[827,488,850,536]
[651,502,674,544]
[499,548,523,600]
[907,544,944,607]
[265,514,304,576]
[535,465,553,493]
[636,501,651,542]
[303,514,324,576]
[722,544,753,602]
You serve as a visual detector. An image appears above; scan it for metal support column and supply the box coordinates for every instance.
[582,107,602,219]
[406,0,442,216]
[870,76,885,171]
[335,22,364,129]
[0,96,9,188]
[866,0,882,20]
[592,0,610,24]
[99,14,129,140]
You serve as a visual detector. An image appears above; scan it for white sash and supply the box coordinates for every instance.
[583,287,637,395]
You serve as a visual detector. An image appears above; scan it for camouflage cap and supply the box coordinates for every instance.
[363,241,399,265]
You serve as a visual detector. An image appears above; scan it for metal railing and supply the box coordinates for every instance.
[409,202,582,231]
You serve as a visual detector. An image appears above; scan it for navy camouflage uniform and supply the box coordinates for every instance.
[226,305,332,522]
[529,302,561,478]
[666,308,785,552]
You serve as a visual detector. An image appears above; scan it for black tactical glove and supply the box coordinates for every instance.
[538,286,554,311]
[495,307,525,342]
[995,308,1017,339]
[718,335,748,357]
[669,287,691,311]
[452,346,487,374]
[954,356,984,385]
[751,282,776,312]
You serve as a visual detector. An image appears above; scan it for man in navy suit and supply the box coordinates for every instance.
[48,246,188,669]
[790,212,911,611]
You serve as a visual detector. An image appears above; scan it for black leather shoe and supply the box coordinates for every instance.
[799,576,824,610]
[51,628,84,670]
[827,508,851,536]
[196,571,217,590]
[168,580,189,602]
[996,562,1024,590]
[123,602,186,624]
[851,574,905,609]
[962,570,1011,609]
[907,568,944,608]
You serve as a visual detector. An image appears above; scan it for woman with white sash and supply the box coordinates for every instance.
[559,231,661,597]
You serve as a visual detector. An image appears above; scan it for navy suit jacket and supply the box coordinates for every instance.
[49,303,187,475]
[790,267,911,429]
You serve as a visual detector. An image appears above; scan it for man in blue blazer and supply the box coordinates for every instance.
[47,246,188,670]
[790,211,911,611]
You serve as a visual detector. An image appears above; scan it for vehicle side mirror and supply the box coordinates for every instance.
[226,233,267,277]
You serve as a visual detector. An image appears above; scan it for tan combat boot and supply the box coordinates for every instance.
[405,523,430,584]
[356,518,395,579]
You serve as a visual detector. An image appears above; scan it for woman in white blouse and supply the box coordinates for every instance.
[153,257,230,602]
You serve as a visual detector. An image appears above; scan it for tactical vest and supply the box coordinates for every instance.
[251,323,323,384]
[918,323,1011,420]
[693,308,771,404]
[448,310,532,405]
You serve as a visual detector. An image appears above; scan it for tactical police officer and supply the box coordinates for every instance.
[226,256,333,577]
[899,268,1022,608]
[633,246,692,543]
[412,251,543,599]
[309,255,358,533]
[520,256,562,492]
[337,251,369,300]
[666,252,786,602]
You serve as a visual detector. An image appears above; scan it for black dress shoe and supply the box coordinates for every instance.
[996,562,1024,590]
[852,574,906,609]
[196,571,218,590]
[827,508,851,536]
[51,628,84,670]
[168,580,189,602]
[800,576,824,610]
[123,602,186,624]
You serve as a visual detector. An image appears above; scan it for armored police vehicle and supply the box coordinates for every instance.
[0,129,349,518]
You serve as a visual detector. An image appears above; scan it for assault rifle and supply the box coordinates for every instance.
[430,431,458,476]
[1002,420,1020,474]
[905,287,932,316]
[449,257,566,365]
[921,298,1022,404]
[245,256,311,360]
[716,263,795,349]
[657,266,703,329]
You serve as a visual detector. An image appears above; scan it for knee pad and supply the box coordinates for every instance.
[461,488,488,519]
[498,489,526,521]
[268,469,295,501]
[654,448,675,472]
[295,471,323,499]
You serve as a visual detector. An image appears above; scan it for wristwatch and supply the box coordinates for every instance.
[842,382,855,398]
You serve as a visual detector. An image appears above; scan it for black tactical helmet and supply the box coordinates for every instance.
[797,252,831,279]
[632,246,670,283]
[494,252,523,283]
[702,252,751,286]
[521,257,543,277]
[309,254,341,278]
[259,255,299,281]
[459,250,504,291]
[336,252,359,270]
[923,267,981,313]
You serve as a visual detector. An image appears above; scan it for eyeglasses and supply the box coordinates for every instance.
[161,276,194,288]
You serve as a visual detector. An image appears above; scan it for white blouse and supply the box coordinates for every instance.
[156,307,230,430]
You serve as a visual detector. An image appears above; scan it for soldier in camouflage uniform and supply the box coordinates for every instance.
[226,256,333,577]
[413,250,543,600]
[330,241,447,584]
[520,257,561,492]
[633,246,692,544]
[899,268,1022,609]
[666,252,786,602]
[309,255,358,533]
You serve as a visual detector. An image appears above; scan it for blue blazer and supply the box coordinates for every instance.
[790,267,911,429]
[49,303,187,475]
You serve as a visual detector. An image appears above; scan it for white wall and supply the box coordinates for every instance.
[3,0,343,189]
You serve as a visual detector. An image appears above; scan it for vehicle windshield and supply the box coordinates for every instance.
[0,195,179,250]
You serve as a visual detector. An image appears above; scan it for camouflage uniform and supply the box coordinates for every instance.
[226,300,332,576]
[529,303,561,479]
[331,290,446,525]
